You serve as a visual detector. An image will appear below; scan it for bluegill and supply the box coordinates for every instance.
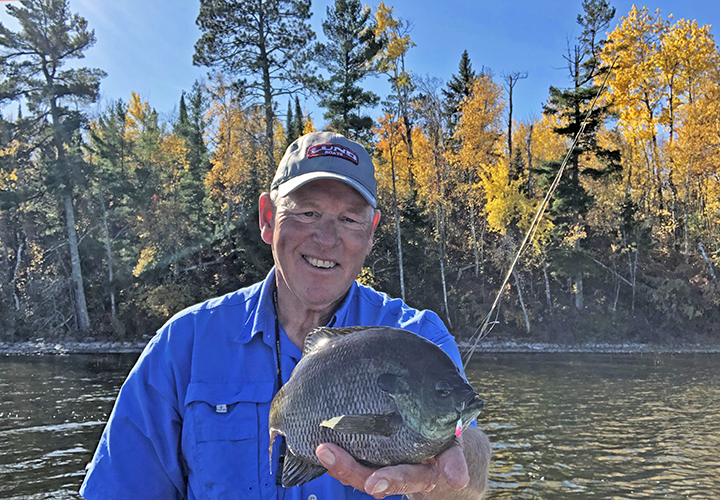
[269,326,483,487]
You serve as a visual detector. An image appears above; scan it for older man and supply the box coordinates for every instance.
[80,132,491,500]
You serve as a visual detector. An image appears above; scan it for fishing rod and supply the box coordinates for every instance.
[462,56,618,370]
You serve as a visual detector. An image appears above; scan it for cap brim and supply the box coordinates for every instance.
[275,172,377,208]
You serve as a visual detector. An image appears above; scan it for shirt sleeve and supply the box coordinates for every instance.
[80,333,186,499]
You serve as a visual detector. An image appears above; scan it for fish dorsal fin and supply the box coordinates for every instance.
[303,326,367,355]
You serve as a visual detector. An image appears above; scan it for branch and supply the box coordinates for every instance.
[592,258,632,286]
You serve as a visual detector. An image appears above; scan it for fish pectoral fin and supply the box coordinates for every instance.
[282,448,327,488]
[320,413,401,436]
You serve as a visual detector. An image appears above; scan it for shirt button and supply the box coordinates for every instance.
[308,495,318,500]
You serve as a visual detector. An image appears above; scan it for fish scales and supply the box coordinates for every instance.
[269,326,484,487]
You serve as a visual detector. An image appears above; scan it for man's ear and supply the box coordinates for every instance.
[259,192,275,245]
[372,210,381,230]
[366,209,381,255]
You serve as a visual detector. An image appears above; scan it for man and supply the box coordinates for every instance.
[80,131,492,499]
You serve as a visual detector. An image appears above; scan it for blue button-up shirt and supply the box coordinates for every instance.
[80,269,464,500]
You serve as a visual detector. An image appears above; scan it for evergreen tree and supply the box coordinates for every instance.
[294,95,304,137]
[174,84,210,237]
[316,0,384,143]
[285,99,295,148]
[443,50,485,135]
[536,0,621,310]
[0,0,105,335]
[194,0,315,169]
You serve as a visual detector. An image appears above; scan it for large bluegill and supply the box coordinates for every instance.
[269,326,483,487]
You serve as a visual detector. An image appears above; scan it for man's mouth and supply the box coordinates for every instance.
[303,255,338,269]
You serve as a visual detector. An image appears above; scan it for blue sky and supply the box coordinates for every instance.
[2,0,719,126]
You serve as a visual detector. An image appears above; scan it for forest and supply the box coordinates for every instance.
[0,0,718,344]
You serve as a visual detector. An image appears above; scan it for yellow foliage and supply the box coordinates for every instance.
[0,168,18,190]
[204,74,269,210]
[374,113,415,204]
[407,129,439,209]
[527,114,569,165]
[134,245,157,277]
[303,114,317,135]
[375,2,415,75]
[125,91,154,142]
[455,76,505,170]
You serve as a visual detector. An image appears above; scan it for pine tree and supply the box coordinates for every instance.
[293,96,304,139]
[174,84,210,236]
[443,50,486,135]
[536,0,621,311]
[285,99,295,148]
[316,0,384,143]
[0,0,106,335]
[194,0,315,170]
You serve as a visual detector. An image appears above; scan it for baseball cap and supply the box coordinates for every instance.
[271,131,377,208]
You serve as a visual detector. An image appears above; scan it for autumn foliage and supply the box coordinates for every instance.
[0,2,718,343]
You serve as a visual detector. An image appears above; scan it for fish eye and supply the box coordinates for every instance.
[435,379,453,398]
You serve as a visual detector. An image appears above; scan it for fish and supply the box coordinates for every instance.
[269,326,484,488]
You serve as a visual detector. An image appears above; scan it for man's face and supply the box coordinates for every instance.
[260,179,380,312]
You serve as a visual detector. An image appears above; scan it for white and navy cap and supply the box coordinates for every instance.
[271,131,377,208]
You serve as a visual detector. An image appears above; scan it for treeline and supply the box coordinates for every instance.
[0,0,718,343]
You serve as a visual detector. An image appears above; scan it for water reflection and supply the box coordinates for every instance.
[1,352,719,499]
[468,353,720,499]
[0,354,138,499]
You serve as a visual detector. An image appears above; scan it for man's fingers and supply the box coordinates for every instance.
[316,442,469,498]
[436,441,469,490]
[364,462,440,499]
[316,443,374,491]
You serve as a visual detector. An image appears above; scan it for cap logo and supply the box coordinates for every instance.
[306,143,359,165]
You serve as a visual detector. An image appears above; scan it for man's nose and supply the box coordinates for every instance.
[313,218,339,246]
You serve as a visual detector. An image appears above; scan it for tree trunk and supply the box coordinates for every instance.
[624,234,638,314]
[64,193,90,334]
[542,260,552,310]
[12,240,24,311]
[257,4,275,173]
[437,207,452,330]
[513,269,530,334]
[390,140,405,301]
[697,241,717,285]
[574,232,583,311]
[469,201,479,278]
[575,272,584,311]
[525,123,534,196]
[48,90,90,335]
[684,160,691,257]
[612,257,620,312]
[99,187,116,320]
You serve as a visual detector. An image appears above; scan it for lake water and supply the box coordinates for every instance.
[1,352,718,499]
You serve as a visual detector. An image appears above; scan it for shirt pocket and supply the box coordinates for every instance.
[184,381,274,500]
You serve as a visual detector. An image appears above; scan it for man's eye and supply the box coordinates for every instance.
[342,216,359,224]
[302,211,315,218]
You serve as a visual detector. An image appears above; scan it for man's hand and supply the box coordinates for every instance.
[315,439,471,499]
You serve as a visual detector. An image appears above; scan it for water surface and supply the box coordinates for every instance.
[471,353,720,499]
[1,352,719,499]
[0,354,137,499]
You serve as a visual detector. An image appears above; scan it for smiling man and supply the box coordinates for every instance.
[80,131,491,500]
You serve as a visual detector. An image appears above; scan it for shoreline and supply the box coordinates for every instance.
[2,339,720,355]
[458,340,720,354]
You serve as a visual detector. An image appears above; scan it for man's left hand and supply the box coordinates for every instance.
[316,439,469,499]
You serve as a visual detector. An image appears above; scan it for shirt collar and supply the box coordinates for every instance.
[233,268,359,344]
[234,268,277,345]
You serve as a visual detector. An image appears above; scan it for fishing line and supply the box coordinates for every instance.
[462,56,618,371]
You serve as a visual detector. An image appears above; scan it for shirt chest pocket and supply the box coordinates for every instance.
[184,381,274,500]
